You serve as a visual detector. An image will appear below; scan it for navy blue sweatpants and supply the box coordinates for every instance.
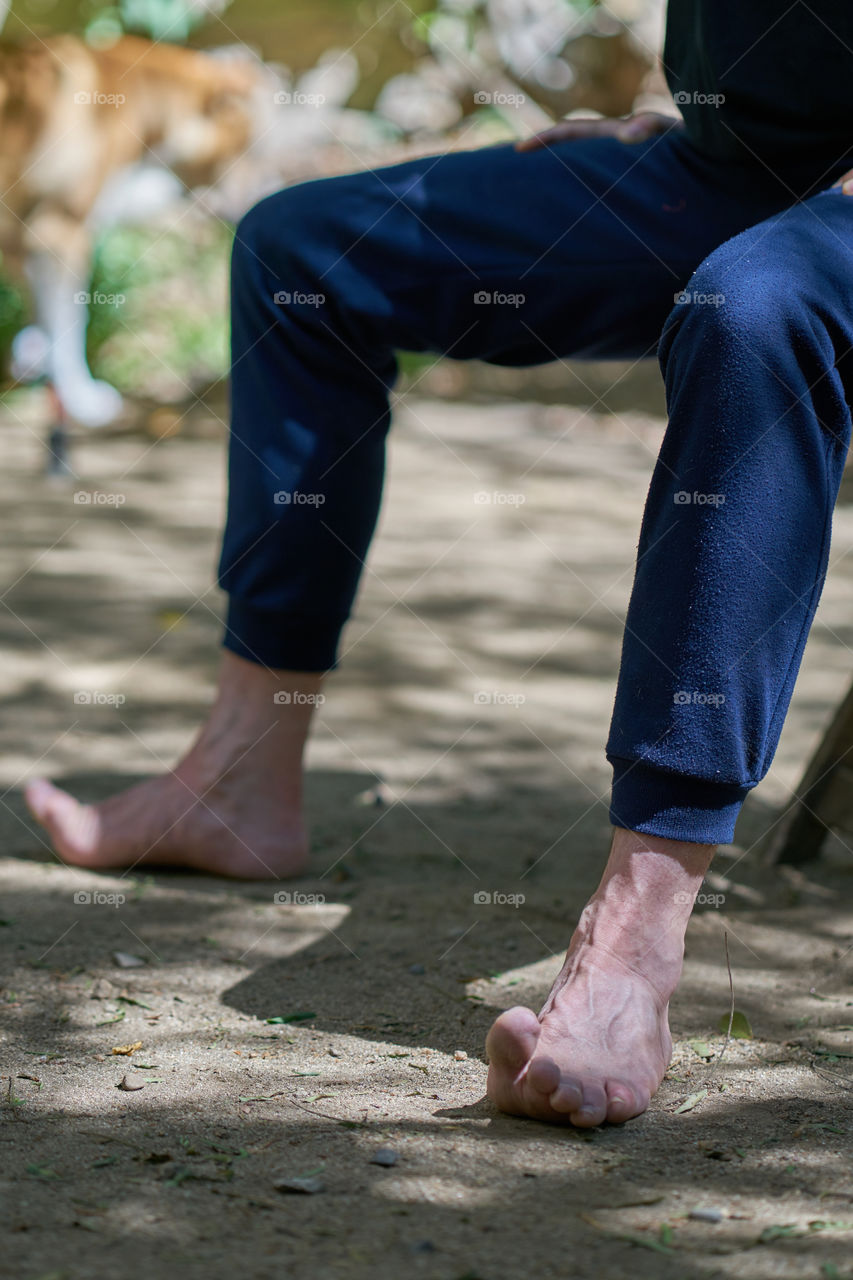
[219,130,853,845]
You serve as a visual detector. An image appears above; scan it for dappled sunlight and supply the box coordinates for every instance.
[3,388,853,1277]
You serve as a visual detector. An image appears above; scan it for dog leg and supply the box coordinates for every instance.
[25,209,124,428]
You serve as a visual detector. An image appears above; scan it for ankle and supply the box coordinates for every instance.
[215,650,325,711]
[189,652,325,755]
[570,827,716,980]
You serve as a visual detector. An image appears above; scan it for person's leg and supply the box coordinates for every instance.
[31,131,784,876]
[488,188,853,1124]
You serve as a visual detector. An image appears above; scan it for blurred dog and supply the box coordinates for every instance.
[0,35,262,425]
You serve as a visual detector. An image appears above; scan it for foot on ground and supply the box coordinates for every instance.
[25,760,307,880]
[486,936,676,1126]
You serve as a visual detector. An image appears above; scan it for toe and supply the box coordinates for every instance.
[570,1082,608,1128]
[545,1075,584,1115]
[485,1007,541,1083]
[487,1007,550,1116]
[605,1082,648,1124]
[25,779,99,863]
[526,1056,561,1095]
[516,1055,580,1124]
[25,778,60,823]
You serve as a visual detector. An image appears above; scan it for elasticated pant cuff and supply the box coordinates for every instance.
[609,757,749,845]
[224,598,345,672]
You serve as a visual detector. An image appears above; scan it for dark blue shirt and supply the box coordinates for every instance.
[664,1,853,179]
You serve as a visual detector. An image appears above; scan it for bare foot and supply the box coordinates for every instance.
[26,652,323,879]
[486,828,715,1126]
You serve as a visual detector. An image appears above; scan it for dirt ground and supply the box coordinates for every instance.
[1,375,852,1280]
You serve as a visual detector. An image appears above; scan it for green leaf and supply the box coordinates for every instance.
[265,1012,316,1024]
[688,1039,714,1060]
[675,1089,708,1114]
[719,1010,753,1039]
[95,1009,126,1027]
[758,1224,798,1243]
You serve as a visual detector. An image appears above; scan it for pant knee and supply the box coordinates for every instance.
[232,180,346,293]
[663,203,839,373]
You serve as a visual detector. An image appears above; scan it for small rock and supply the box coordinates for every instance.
[411,1240,436,1254]
[327,1047,343,1058]
[274,1175,324,1195]
[370,1148,399,1167]
[408,964,425,975]
[355,782,392,808]
[454,1050,468,1061]
[116,1075,144,1092]
[112,951,146,969]
[89,978,117,999]
[689,1207,724,1223]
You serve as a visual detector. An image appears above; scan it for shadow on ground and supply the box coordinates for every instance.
[2,384,853,1279]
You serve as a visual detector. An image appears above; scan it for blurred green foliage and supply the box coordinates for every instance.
[0,263,25,367]
[88,220,232,401]
[86,0,223,43]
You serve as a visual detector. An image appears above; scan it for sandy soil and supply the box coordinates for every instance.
[1,378,852,1280]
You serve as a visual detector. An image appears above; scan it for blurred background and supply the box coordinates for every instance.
[0,0,668,420]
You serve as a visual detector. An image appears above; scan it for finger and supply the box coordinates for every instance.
[618,111,682,141]
[515,117,621,152]
[833,168,853,194]
[515,112,677,153]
